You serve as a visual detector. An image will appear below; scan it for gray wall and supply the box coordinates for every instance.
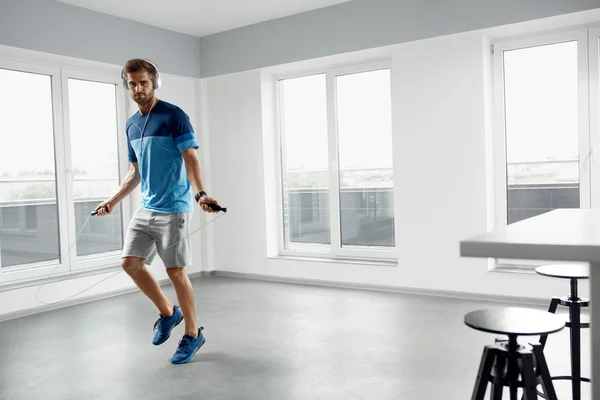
[199,0,600,77]
[1,0,599,79]
[0,0,201,78]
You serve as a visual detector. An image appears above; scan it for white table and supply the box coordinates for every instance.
[460,208,597,399]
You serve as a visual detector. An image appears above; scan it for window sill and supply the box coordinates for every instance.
[268,254,397,267]
[0,263,122,293]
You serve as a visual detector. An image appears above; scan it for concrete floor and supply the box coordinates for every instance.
[0,276,591,400]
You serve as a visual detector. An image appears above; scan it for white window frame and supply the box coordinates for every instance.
[0,54,130,287]
[60,68,131,271]
[589,27,600,208]
[491,28,595,269]
[274,60,397,261]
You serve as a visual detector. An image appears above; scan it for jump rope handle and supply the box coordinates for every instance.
[206,203,227,212]
[91,204,226,216]
[91,206,108,216]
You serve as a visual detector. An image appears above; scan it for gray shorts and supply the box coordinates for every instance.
[122,208,192,268]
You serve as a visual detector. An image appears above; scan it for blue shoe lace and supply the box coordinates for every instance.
[176,327,204,351]
[153,318,164,333]
[176,337,192,351]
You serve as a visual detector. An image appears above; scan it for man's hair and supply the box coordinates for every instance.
[121,59,158,86]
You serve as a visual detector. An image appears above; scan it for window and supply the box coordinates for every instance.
[277,62,395,260]
[66,78,123,260]
[0,68,61,268]
[279,74,331,247]
[0,58,129,285]
[591,27,600,207]
[497,37,584,225]
[492,28,600,268]
[335,69,395,248]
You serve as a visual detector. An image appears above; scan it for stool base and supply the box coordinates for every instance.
[472,340,557,400]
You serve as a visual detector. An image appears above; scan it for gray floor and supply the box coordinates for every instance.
[0,276,591,400]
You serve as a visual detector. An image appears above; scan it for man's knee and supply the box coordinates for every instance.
[121,257,145,276]
[166,266,186,281]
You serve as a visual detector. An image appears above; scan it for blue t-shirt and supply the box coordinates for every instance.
[126,100,199,213]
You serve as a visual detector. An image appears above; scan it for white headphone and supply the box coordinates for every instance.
[121,59,162,90]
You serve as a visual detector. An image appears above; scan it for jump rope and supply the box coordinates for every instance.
[34,202,226,306]
[35,68,227,305]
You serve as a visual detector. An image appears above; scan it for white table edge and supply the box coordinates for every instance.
[459,240,600,263]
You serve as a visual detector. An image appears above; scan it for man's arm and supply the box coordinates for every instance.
[94,163,140,215]
[181,148,220,212]
[110,162,141,204]
[181,148,204,194]
[172,106,220,212]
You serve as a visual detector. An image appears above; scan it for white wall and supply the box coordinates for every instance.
[203,29,590,302]
[205,71,267,268]
[0,56,207,318]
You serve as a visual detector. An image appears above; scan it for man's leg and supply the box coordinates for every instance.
[166,266,198,337]
[154,211,197,335]
[166,265,205,364]
[153,211,205,363]
[122,257,173,317]
[122,256,183,346]
[121,208,184,346]
[122,209,174,316]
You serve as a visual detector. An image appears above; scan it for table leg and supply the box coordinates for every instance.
[591,262,599,400]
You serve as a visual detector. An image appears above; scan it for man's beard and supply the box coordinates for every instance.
[133,93,152,105]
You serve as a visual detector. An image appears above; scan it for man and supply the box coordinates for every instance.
[94,58,220,364]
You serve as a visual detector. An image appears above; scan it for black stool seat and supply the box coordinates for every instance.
[465,308,564,400]
[464,307,565,336]
[535,264,589,279]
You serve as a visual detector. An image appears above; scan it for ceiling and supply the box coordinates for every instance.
[56,0,355,37]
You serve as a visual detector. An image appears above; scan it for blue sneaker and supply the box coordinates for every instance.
[170,327,206,364]
[152,305,183,346]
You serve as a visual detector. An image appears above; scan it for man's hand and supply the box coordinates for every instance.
[197,194,221,213]
[94,200,112,216]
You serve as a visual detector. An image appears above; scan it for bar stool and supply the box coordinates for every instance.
[536,263,591,400]
[465,307,564,400]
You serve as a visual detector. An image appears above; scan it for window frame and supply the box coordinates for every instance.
[491,28,594,269]
[589,27,600,209]
[0,55,130,286]
[0,58,71,282]
[60,68,131,271]
[274,60,397,261]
